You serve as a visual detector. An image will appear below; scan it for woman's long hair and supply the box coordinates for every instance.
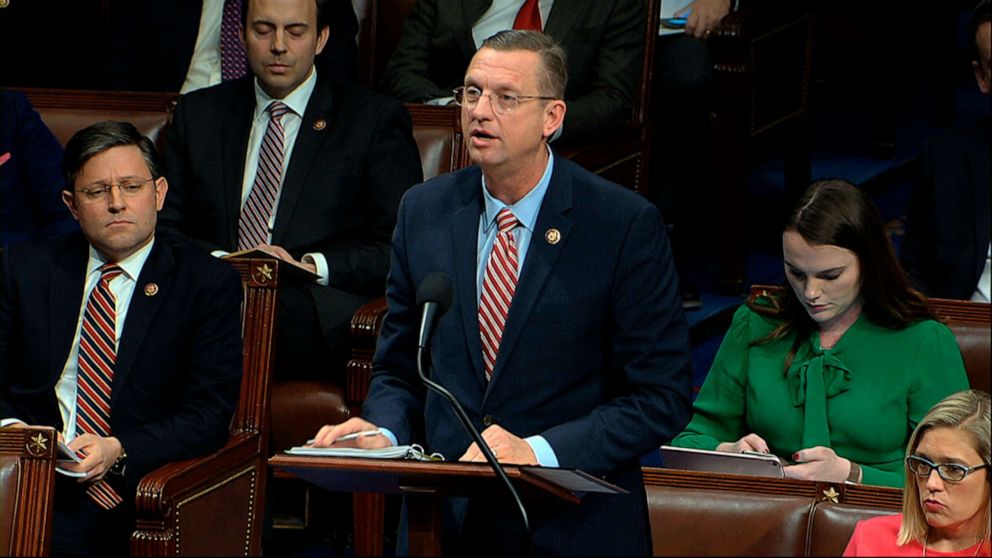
[748,179,936,371]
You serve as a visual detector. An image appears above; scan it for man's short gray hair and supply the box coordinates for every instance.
[481,30,568,99]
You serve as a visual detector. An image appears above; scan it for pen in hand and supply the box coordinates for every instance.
[306,429,383,446]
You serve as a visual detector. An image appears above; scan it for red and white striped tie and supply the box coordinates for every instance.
[239,101,291,250]
[75,264,125,510]
[479,209,520,380]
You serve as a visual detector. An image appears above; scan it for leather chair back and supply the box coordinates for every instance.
[642,467,901,557]
[17,88,178,156]
[647,486,813,556]
[807,502,896,556]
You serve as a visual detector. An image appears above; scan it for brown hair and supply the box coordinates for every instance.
[749,179,936,371]
[481,30,568,99]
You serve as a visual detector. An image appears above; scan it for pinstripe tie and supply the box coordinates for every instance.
[239,101,291,250]
[220,0,248,81]
[480,209,520,380]
[75,264,125,510]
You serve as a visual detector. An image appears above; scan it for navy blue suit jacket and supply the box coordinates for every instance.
[362,157,692,555]
[0,229,243,502]
[0,90,77,247]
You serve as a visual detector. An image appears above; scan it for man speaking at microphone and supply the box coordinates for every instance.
[312,30,692,556]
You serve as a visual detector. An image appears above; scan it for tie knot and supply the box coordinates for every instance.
[496,208,519,234]
[99,264,124,283]
[268,101,291,119]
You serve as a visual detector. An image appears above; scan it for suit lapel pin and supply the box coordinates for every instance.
[313,118,327,131]
[545,228,561,245]
[0,1,9,8]
[144,283,159,296]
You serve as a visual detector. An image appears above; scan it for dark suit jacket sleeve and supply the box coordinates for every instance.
[159,96,227,255]
[540,203,692,472]
[0,248,19,420]
[379,0,453,103]
[555,0,644,145]
[900,139,938,295]
[360,194,427,442]
[318,99,423,292]
[0,91,76,243]
[114,259,243,494]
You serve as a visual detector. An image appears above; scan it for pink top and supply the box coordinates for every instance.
[844,515,990,557]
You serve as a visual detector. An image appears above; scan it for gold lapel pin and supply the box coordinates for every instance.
[545,228,561,245]
[144,283,159,296]
[313,118,327,131]
[0,0,9,8]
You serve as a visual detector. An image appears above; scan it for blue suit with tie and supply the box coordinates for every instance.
[362,157,692,555]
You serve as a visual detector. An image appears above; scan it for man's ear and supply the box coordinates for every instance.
[974,60,991,95]
[153,176,169,211]
[542,100,567,139]
[62,190,80,221]
[315,25,330,55]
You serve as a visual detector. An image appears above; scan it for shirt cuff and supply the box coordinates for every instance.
[211,250,229,258]
[426,96,456,106]
[1,418,27,428]
[525,435,559,467]
[379,427,399,447]
[301,253,329,286]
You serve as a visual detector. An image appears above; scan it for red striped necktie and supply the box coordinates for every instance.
[479,208,520,380]
[513,0,543,31]
[239,101,291,250]
[75,263,125,510]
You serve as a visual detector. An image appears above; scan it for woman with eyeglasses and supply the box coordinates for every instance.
[672,180,970,487]
[844,389,990,556]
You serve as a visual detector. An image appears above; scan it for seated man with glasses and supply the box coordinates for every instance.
[311,30,692,556]
[0,121,243,555]
[845,389,991,557]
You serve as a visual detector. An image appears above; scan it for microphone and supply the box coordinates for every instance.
[416,272,454,350]
[414,273,531,555]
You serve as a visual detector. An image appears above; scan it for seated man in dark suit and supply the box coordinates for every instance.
[901,0,991,302]
[313,30,692,555]
[0,89,78,247]
[0,121,243,556]
[99,0,360,92]
[380,0,645,146]
[161,0,423,379]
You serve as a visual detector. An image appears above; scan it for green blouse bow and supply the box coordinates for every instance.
[786,342,853,448]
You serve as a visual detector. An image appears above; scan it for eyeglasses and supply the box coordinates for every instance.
[906,455,990,483]
[452,86,556,115]
[76,177,156,203]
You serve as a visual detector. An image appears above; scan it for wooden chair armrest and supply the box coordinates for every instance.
[346,297,389,412]
[131,432,263,556]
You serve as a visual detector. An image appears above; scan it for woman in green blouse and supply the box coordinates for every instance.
[672,179,969,488]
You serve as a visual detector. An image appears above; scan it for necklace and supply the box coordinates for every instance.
[922,529,986,557]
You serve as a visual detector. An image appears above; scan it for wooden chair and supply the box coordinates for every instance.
[748,285,992,393]
[708,1,815,288]
[0,426,57,557]
[130,256,283,556]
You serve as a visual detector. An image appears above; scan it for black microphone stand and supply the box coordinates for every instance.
[416,345,532,557]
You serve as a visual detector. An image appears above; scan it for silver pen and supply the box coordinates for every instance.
[306,429,383,445]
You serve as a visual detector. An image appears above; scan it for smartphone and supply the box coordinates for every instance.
[660,17,688,29]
